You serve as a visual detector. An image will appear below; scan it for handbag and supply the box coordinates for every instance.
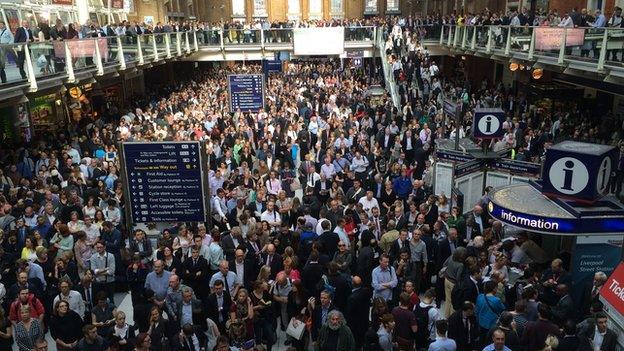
[290,177,301,191]
[286,317,306,340]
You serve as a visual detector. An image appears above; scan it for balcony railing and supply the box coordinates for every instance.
[4,25,620,94]
[439,24,624,72]
[1,27,378,92]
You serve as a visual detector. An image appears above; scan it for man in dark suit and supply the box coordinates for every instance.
[463,205,490,236]
[460,266,482,304]
[345,276,371,350]
[175,323,206,351]
[13,20,33,79]
[175,287,204,330]
[77,270,96,321]
[447,301,479,351]
[551,284,575,324]
[260,243,282,279]
[301,251,324,297]
[389,207,409,232]
[229,248,255,291]
[436,228,459,268]
[388,229,410,264]
[220,228,243,262]
[540,258,572,306]
[204,279,231,334]
[183,246,209,297]
[316,220,339,259]
[577,312,617,351]
[313,174,332,204]
[580,271,607,317]
[310,290,336,342]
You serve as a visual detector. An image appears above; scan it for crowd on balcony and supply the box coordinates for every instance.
[0,7,622,351]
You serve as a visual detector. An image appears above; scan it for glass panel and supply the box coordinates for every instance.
[141,34,154,60]
[364,0,378,14]
[509,26,533,55]
[345,27,374,41]
[68,38,97,72]
[169,33,180,55]
[232,0,246,17]
[330,0,344,18]
[264,29,293,44]
[253,0,268,17]
[288,0,301,20]
[224,28,262,45]
[122,35,138,63]
[0,43,29,84]
[198,28,222,46]
[155,33,167,57]
[386,0,399,12]
[604,27,623,64]
[475,26,489,50]
[491,25,507,51]
[103,37,120,66]
[308,0,322,20]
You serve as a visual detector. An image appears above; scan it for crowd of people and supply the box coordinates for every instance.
[0,4,623,351]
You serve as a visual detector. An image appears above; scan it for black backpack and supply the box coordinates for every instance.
[363,326,381,351]
[414,304,434,344]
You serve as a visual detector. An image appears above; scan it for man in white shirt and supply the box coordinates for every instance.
[53,278,86,320]
[359,191,379,216]
[320,156,336,179]
[260,201,281,231]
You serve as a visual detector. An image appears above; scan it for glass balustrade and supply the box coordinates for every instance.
[264,29,293,44]
[1,26,620,90]
[0,43,29,84]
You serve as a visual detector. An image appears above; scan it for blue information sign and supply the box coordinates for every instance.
[122,141,207,223]
[228,74,265,112]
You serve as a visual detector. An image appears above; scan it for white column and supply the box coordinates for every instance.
[76,0,90,24]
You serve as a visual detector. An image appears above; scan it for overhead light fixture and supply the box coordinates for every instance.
[509,62,519,71]
[59,85,67,93]
[532,68,543,80]
[519,64,525,70]
[17,95,29,104]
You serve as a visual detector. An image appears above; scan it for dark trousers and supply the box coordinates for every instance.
[16,50,26,79]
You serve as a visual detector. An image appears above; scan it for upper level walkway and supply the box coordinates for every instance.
[1,24,622,99]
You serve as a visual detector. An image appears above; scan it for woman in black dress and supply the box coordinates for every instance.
[49,300,83,351]
[0,306,13,350]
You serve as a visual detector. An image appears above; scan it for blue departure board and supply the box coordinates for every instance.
[228,74,265,112]
[122,141,207,223]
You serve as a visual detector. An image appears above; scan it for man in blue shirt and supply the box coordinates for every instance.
[428,319,457,351]
[372,254,398,301]
[145,260,172,308]
[393,169,413,202]
[482,329,511,351]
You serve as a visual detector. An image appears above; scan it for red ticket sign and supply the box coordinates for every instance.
[535,27,585,50]
[53,38,109,59]
[601,261,624,317]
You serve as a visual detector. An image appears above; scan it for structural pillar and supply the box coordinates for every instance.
[76,0,90,25]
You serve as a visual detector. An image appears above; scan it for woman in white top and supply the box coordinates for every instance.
[82,196,98,219]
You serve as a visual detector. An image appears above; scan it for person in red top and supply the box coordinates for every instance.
[9,287,45,325]
[404,280,420,311]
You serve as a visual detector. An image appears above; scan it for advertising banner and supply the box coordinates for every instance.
[600,261,624,321]
[53,39,109,59]
[535,27,585,50]
[571,236,623,303]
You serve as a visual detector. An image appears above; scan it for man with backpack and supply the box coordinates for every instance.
[414,288,441,350]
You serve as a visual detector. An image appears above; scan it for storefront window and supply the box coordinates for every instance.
[308,0,322,20]
[253,0,268,17]
[330,0,344,18]
[232,0,245,17]
[364,0,378,14]
[386,0,399,13]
